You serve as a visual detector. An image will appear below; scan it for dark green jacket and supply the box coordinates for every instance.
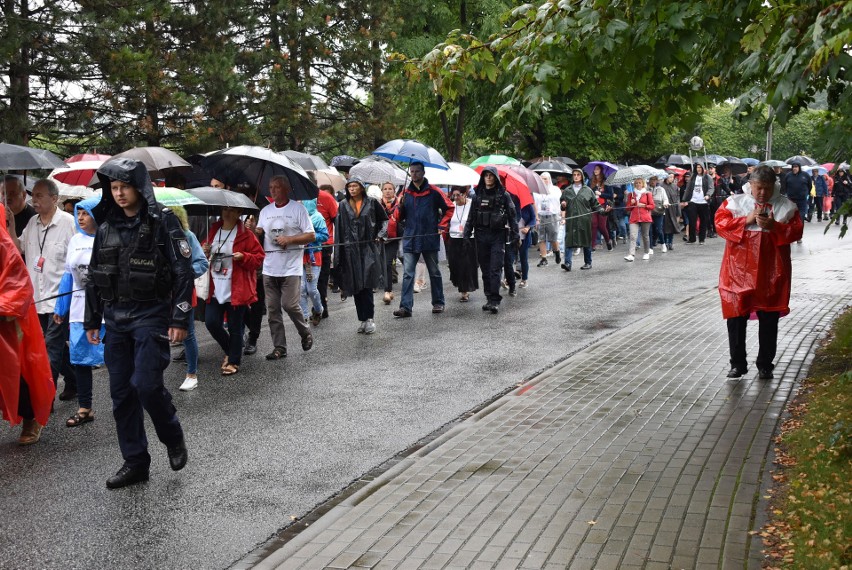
[560,184,602,247]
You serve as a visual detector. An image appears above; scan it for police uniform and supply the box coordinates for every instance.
[85,159,193,484]
[464,166,518,311]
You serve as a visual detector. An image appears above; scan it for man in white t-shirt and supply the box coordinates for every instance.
[256,175,316,359]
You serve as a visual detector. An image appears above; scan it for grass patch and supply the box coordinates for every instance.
[759,306,852,568]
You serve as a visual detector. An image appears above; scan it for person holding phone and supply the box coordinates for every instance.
[714,166,803,380]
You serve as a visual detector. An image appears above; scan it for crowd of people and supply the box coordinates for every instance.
[0,154,845,488]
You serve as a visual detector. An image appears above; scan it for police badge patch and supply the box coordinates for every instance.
[177,239,191,258]
[177,301,192,313]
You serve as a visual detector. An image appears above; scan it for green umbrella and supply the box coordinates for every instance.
[469,154,521,167]
[153,186,205,207]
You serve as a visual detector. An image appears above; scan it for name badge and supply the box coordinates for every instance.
[34,256,45,273]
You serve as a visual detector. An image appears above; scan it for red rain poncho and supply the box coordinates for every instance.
[715,193,804,320]
[0,204,55,426]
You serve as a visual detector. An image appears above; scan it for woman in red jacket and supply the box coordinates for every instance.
[203,207,265,375]
[624,177,655,262]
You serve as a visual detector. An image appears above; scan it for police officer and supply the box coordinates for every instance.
[85,158,193,489]
[464,166,519,314]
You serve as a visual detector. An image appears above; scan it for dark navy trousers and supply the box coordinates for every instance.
[104,324,184,469]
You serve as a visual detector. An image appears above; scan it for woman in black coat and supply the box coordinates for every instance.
[679,164,713,244]
[335,177,388,334]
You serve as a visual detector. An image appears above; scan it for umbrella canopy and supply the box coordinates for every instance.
[308,168,346,192]
[55,181,98,201]
[552,156,579,167]
[740,157,760,166]
[200,145,318,201]
[785,155,817,166]
[50,160,106,186]
[184,186,259,214]
[330,155,359,170]
[695,154,727,165]
[424,162,481,187]
[656,154,692,167]
[529,160,571,176]
[838,162,850,171]
[348,156,408,186]
[373,139,449,170]
[109,146,191,180]
[473,165,535,208]
[470,155,521,167]
[281,150,330,171]
[582,161,619,178]
[759,159,787,168]
[0,143,67,170]
[715,157,748,175]
[804,165,829,177]
[605,165,660,186]
[65,153,111,164]
[153,187,205,207]
[821,162,835,172]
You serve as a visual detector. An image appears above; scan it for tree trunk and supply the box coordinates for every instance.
[4,0,31,145]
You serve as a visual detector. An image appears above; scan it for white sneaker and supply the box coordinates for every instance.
[662,244,668,253]
[574,248,581,255]
[642,253,650,260]
[648,248,654,255]
[363,319,376,334]
[413,284,422,293]
[357,321,367,333]
[179,376,198,391]
[624,255,635,262]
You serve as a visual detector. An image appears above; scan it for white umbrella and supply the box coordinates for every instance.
[605,165,660,185]
[54,181,98,201]
[348,156,408,186]
[424,162,480,187]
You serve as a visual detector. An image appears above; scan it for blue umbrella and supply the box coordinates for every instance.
[582,161,619,178]
[373,139,450,170]
[740,157,760,166]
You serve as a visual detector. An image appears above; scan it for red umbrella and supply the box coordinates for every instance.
[474,164,535,208]
[65,153,111,163]
[50,160,108,186]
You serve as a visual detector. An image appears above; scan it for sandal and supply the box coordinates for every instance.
[221,363,239,376]
[66,409,94,427]
[265,347,287,360]
[221,356,229,370]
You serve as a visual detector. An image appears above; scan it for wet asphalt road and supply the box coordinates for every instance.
[0,222,838,569]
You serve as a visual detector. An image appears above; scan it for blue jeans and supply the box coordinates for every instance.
[182,316,198,375]
[104,324,183,469]
[299,265,323,318]
[400,250,444,311]
[564,245,592,267]
[205,299,246,366]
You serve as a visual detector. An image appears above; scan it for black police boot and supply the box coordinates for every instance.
[106,464,150,489]
[168,439,188,471]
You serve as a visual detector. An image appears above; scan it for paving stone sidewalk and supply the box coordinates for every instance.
[244,248,851,570]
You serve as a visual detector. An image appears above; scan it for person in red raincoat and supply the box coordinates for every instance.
[715,166,804,380]
[0,203,56,444]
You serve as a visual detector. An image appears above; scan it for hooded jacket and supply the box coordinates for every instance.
[387,176,454,253]
[55,196,100,323]
[558,174,603,248]
[302,199,329,266]
[783,165,812,201]
[334,178,389,293]
[463,166,519,242]
[84,158,194,331]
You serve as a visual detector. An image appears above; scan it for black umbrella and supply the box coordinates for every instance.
[281,150,330,171]
[785,155,817,166]
[184,186,260,214]
[552,156,579,167]
[200,145,318,201]
[0,142,67,170]
[715,157,748,176]
[528,160,571,175]
[656,154,693,167]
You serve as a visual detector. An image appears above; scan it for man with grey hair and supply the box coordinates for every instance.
[2,174,36,238]
[20,178,78,409]
[255,175,316,360]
